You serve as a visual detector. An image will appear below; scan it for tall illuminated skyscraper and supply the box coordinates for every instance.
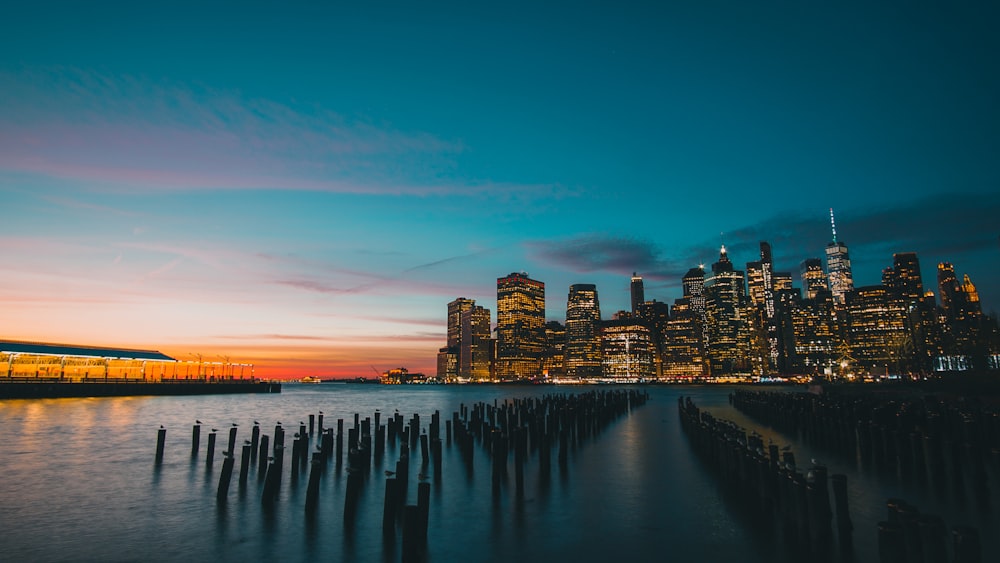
[601,314,653,381]
[800,258,828,300]
[705,245,747,374]
[825,209,854,304]
[683,265,707,349]
[459,305,492,381]
[565,283,602,378]
[496,272,546,380]
[630,272,645,313]
[746,241,779,372]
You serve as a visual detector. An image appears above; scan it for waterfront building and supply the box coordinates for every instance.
[683,265,707,350]
[636,299,671,378]
[496,272,546,380]
[565,283,602,379]
[746,242,780,372]
[662,298,707,378]
[844,285,910,373]
[601,314,654,380]
[800,258,828,300]
[825,209,855,305]
[786,289,837,375]
[460,305,493,381]
[0,341,253,381]
[705,246,747,374]
[542,320,566,378]
[436,347,458,381]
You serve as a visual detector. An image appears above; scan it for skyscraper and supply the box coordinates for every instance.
[565,283,602,379]
[447,298,475,349]
[705,245,747,374]
[662,297,707,379]
[845,285,910,372]
[825,209,854,304]
[746,242,779,372]
[496,272,546,380]
[630,272,645,313]
[601,314,654,381]
[800,258,829,300]
[542,320,566,378]
[459,305,492,381]
[682,265,707,350]
[883,252,923,302]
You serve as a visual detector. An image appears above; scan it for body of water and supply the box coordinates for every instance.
[0,385,995,562]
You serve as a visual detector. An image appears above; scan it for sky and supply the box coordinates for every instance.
[1,1,998,379]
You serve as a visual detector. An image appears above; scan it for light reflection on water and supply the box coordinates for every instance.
[0,385,995,562]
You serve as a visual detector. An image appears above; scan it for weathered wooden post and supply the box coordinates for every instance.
[206,430,217,467]
[305,455,322,513]
[250,423,260,461]
[217,451,235,501]
[383,478,398,534]
[830,473,853,546]
[155,427,166,464]
[239,443,251,489]
[191,424,200,458]
[257,435,270,476]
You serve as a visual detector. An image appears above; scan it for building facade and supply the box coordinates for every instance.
[496,272,546,380]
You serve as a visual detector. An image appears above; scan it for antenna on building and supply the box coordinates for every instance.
[830,208,838,243]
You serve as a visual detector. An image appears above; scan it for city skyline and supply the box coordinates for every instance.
[2,2,999,378]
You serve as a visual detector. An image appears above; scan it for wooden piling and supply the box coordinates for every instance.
[401,505,420,563]
[206,431,216,467]
[258,435,270,475]
[239,443,251,488]
[417,481,430,543]
[217,453,235,501]
[382,478,398,534]
[305,455,322,513]
[191,424,200,458]
[155,427,166,463]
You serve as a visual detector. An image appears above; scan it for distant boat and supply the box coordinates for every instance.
[299,376,323,384]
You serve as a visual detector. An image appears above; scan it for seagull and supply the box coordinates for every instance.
[212,428,218,433]
[384,470,396,476]
[160,425,165,429]
[232,422,238,427]
[254,421,259,425]
[276,421,282,426]
[196,420,203,424]
[244,440,251,445]
[418,473,429,481]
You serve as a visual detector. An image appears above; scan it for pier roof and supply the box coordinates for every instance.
[0,341,176,361]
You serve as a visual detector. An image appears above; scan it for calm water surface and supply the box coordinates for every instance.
[0,385,995,562]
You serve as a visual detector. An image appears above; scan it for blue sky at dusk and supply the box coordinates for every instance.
[2,1,998,378]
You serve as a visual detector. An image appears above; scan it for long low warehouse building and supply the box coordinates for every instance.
[1,341,254,382]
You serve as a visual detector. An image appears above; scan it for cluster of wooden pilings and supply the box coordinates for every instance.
[154,389,648,562]
[730,389,1000,491]
[678,396,852,558]
[729,389,991,563]
[877,498,982,563]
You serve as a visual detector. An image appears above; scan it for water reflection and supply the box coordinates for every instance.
[0,385,995,562]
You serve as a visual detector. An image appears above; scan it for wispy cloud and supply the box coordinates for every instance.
[0,67,568,200]
[526,234,684,281]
